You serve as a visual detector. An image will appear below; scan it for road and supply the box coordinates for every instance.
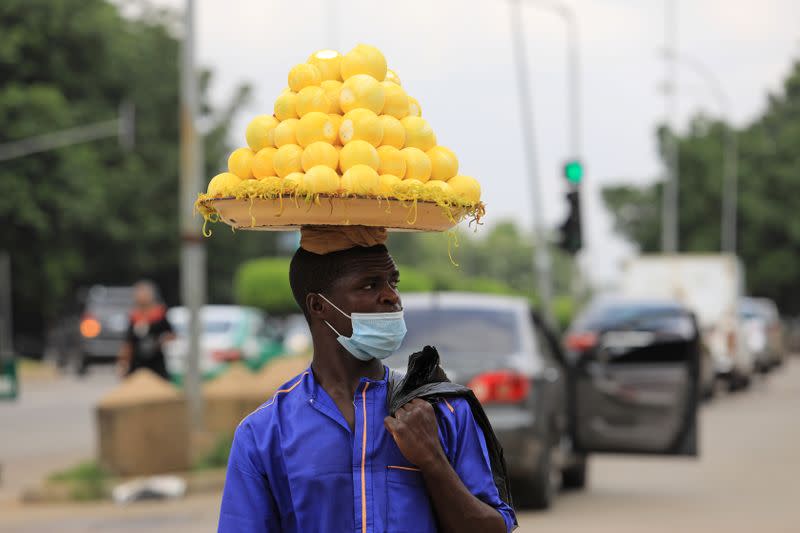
[1,360,799,532]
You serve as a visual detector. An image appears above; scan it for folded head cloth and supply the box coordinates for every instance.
[300,225,388,255]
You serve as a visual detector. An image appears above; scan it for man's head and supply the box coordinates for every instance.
[289,244,401,338]
[133,280,161,310]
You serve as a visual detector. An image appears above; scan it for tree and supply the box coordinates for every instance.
[603,59,800,313]
[0,0,254,353]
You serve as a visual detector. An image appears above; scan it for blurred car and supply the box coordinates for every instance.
[75,285,134,374]
[621,254,754,390]
[568,297,715,399]
[164,305,284,381]
[385,292,700,511]
[280,313,313,356]
[739,297,784,372]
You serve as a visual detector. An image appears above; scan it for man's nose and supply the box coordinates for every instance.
[379,285,402,310]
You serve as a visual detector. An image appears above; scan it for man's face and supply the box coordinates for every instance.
[321,250,401,338]
[133,286,155,310]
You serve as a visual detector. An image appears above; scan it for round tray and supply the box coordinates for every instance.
[199,196,464,232]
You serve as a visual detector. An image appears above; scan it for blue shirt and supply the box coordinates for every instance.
[218,366,516,533]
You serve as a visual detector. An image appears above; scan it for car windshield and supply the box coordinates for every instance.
[384,307,521,374]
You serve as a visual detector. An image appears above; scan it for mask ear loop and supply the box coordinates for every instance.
[317,293,352,319]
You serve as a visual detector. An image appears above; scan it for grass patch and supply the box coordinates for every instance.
[193,434,233,471]
[48,460,111,501]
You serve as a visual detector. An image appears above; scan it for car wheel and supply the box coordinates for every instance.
[514,433,559,510]
[561,454,587,490]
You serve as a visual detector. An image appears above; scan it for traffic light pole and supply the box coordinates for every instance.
[509,0,554,325]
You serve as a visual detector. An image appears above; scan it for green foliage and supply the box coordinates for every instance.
[0,0,259,348]
[48,460,110,501]
[602,58,800,313]
[193,433,234,471]
[234,258,297,315]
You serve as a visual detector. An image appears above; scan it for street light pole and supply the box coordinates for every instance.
[661,0,679,253]
[180,0,205,430]
[665,50,738,254]
[508,0,554,325]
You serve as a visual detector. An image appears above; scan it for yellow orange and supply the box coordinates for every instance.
[295,86,332,117]
[273,144,304,178]
[252,147,278,178]
[423,179,453,198]
[301,142,339,172]
[328,114,343,142]
[303,165,340,194]
[378,174,402,197]
[206,172,241,197]
[339,140,379,172]
[321,80,343,114]
[401,147,432,182]
[395,178,425,196]
[339,74,385,114]
[340,44,387,81]
[245,115,279,151]
[273,119,299,147]
[295,112,337,147]
[426,145,459,180]
[380,81,409,119]
[341,164,380,196]
[339,108,383,146]
[274,92,298,121]
[288,63,321,92]
[385,68,401,85]
[307,49,342,81]
[227,147,255,179]
[378,115,405,149]
[376,145,406,178]
[401,116,436,151]
[407,96,422,117]
[447,175,481,204]
[282,172,304,193]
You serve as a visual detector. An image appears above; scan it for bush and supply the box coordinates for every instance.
[396,265,435,292]
[233,258,298,315]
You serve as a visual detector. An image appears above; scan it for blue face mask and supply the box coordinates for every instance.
[318,294,407,361]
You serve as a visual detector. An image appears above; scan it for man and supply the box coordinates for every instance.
[219,231,516,532]
[117,280,174,380]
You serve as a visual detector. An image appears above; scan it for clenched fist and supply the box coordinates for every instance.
[384,399,447,470]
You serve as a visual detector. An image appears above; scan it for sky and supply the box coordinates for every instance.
[141,0,799,285]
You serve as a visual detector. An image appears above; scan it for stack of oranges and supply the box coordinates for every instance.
[204,44,481,208]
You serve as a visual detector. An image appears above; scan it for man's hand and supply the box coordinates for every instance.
[384,399,447,470]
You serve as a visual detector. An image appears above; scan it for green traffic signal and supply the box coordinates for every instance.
[564,159,583,184]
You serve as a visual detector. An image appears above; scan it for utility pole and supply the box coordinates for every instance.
[661,0,679,253]
[508,0,554,325]
[664,50,738,254]
[180,0,205,430]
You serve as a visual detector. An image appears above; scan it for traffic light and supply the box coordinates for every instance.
[563,159,583,184]
[558,190,582,255]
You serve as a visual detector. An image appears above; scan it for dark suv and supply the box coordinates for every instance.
[75,285,134,374]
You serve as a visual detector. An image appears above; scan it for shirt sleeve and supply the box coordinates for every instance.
[436,398,517,532]
[218,420,281,532]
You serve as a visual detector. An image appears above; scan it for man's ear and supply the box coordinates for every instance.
[306,293,326,318]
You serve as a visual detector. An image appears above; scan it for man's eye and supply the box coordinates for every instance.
[362,284,374,290]
[390,279,399,288]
